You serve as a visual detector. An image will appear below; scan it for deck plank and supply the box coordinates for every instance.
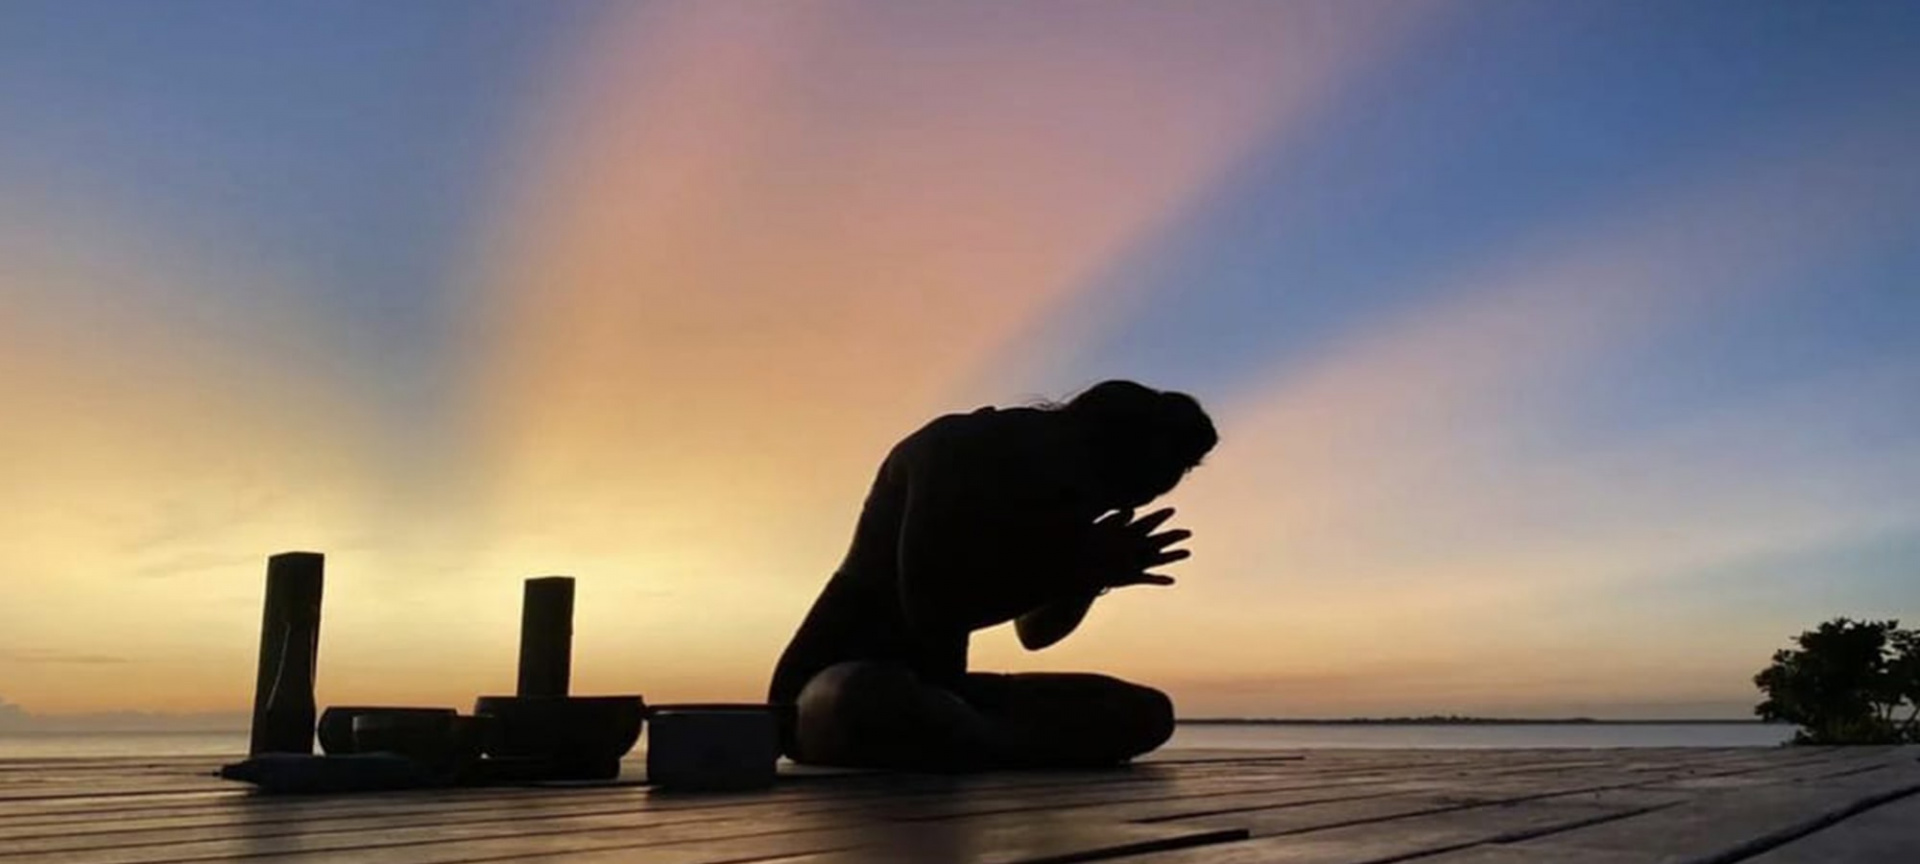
[45,815,1244,864]
[1120,799,1657,863]
[0,751,1738,850]
[0,757,1327,823]
[0,777,1239,855]
[1743,787,1920,863]
[0,763,1328,859]
[531,819,1248,864]
[0,750,1527,832]
[2,747,1913,864]
[0,762,1449,856]
[1418,757,1920,864]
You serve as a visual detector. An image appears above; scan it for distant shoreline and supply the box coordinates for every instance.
[1178,717,1779,726]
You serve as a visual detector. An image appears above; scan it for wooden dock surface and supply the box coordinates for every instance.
[1,746,1914,862]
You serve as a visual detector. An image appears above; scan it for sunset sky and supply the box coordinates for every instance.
[2,0,1916,722]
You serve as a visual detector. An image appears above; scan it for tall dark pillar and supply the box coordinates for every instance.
[248,551,324,755]
[516,576,575,697]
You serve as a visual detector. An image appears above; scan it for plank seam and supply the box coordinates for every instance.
[895,779,1406,823]
[1123,789,1414,823]
[0,762,1302,824]
[1678,781,1920,864]
[1372,804,1676,864]
[1798,763,1887,782]
[1020,826,1252,864]
[1153,775,1691,838]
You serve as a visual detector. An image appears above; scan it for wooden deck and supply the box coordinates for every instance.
[2,746,1915,863]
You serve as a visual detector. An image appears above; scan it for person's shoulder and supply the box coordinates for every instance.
[908,405,1001,442]
[887,406,1023,472]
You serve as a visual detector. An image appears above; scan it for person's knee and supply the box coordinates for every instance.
[1008,673,1174,759]
[798,661,915,723]
[1093,677,1174,755]
[793,661,919,762]
[1130,684,1176,752]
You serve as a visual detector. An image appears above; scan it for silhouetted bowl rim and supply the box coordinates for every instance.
[318,706,461,754]
[474,694,646,708]
[646,702,780,716]
[471,695,646,762]
[321,705,460,720]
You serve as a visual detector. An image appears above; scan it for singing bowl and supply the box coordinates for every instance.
[316,706,455,755]
[473,695,645,779]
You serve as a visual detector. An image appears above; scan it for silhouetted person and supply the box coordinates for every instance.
[770,380,1217,770]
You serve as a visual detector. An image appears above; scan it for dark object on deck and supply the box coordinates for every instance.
[646,703,780,791]
[517,576,575,698]
[317,706,457,755]
[472,576,643,781]
[249,551,325,756]
[218,752,440,794]
[352,712,489,777]
[473,694,644,780]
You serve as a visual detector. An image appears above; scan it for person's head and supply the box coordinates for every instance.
[1058,380,1217,508]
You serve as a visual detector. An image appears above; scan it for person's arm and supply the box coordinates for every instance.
[899,463,1193,643]
[1015,508,1191,651]
[1014,592,1099,650]
[894,449,1095,636]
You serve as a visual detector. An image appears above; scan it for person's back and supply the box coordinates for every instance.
[771,406,1079,704]
[768,382,1217,770]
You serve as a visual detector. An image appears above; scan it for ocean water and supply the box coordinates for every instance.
[0,723,1790,760]
[0,730,250,759]
[1167,722,1792,750]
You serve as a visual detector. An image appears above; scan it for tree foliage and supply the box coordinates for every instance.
[1753,618,1920,744]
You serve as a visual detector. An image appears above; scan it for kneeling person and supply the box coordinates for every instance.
[768,380,1215,770]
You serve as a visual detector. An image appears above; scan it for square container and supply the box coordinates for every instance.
[645,704,778,791]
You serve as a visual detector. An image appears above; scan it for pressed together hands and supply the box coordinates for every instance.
[1081,507,1192,595]
[1013,506,1193,652]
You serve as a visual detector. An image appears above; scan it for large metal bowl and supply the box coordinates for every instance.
[472,694,645,780]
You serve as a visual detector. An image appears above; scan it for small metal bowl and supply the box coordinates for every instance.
[351,711,455,764]
[317,706,455,755]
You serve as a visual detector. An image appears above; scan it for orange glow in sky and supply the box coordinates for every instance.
[2,1,1916,722]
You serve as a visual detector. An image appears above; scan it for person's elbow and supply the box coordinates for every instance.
[1017,628,1063,652]
[899,582,967,636]
[1016,615,1066,651]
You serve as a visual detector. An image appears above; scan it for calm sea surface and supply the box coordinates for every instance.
[1168,722,1791,750]
[0,723,1789,760]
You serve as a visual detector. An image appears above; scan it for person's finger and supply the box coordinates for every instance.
[1096,508,1135,529]
[1145,548,1192,567]
[1109,571,1176,588]
[1145,528,1192,550]
[1129,507,1177,534]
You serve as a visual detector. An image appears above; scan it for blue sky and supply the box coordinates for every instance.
[0,1,1915,718]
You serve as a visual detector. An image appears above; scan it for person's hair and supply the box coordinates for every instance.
[1059,380,1217,472]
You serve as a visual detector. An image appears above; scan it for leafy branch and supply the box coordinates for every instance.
[1753,617,1920,745]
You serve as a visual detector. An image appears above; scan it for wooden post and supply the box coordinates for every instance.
[249,552,324,755]
[516,576,575,697]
